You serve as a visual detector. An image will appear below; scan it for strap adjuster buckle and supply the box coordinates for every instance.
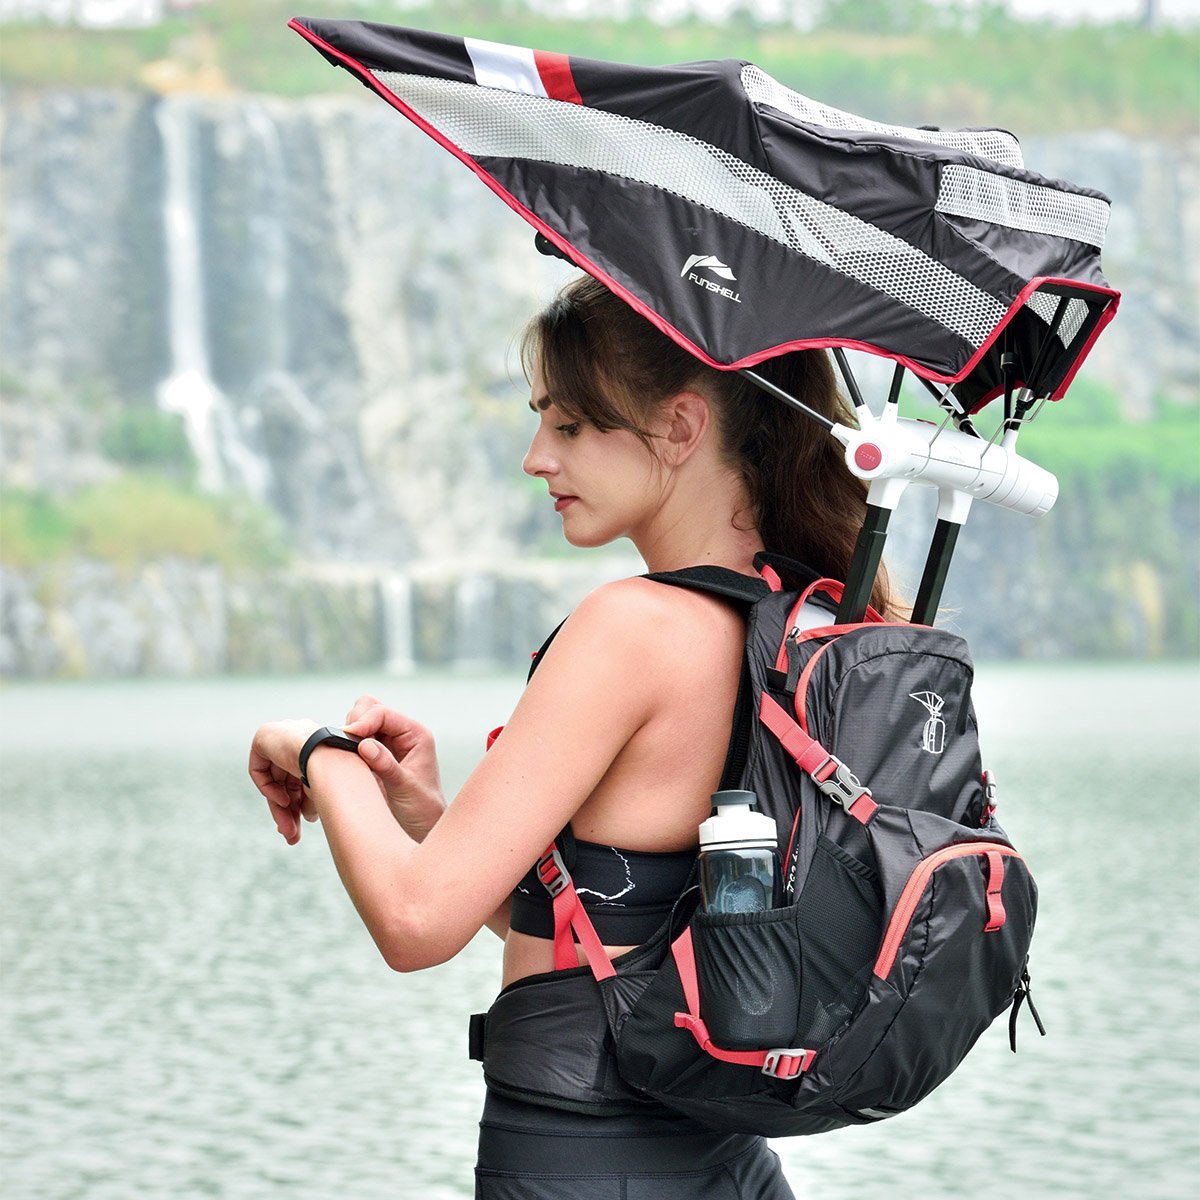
[536,846,569,898]
[982,768,998,820]
[815,756,873,813]
[761,1047,813,1079]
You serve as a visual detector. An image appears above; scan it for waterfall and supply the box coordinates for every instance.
[155,98,223,490]
[380,572,415,675]
[154,97,270,498]
[453,573,497,672]
[243,100,290,376]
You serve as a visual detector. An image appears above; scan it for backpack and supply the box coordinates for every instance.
[472,554,1042,1136]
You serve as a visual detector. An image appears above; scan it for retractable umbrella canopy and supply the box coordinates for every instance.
[290,17,1118,411]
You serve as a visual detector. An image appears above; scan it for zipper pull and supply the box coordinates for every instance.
[1008,964,1046,1053]
[783,633,802,693]
[768,629,803,695]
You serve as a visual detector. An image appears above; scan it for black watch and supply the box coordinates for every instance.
[298,725,362,787]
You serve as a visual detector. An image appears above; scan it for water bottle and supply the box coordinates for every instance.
[698,790,781,914]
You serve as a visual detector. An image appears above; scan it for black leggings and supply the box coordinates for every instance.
[475,1090,796,1199]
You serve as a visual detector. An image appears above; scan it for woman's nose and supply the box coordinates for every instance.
[522,427,557,478]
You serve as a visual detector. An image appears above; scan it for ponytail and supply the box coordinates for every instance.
[703,355,895,617]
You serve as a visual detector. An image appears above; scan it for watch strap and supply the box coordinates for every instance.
[298,725,362,787]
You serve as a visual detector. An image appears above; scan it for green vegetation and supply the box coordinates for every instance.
[0,376,289,571]
[0,0,1195,136]
[1010,383,1200,490]
[0,476,292,571]
[1,490,75,564]
[100,407,196,479]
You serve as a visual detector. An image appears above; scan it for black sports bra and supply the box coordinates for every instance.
[510,838,697,945]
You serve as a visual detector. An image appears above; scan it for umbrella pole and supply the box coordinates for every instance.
[832,347,867,413]
[837,504,891,624]
[831,350,892,623]
[911,520,960,626]
[911,489,973,626]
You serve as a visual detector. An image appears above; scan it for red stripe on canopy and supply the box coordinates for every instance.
[534,51,583,105]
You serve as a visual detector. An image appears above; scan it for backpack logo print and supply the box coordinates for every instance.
[909,691,946,755]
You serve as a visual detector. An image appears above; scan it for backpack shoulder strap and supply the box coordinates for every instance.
[753,551,822,594]
[643,565,769,609]
[642,566,775,793]
[527,618,566,682]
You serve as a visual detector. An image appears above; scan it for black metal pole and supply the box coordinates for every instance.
[739,369,835,431]
[832,348,865,410]
[1024,295,1069,400]
[837,504,891,624]
[918,376,979,436]
[911,519,962,626]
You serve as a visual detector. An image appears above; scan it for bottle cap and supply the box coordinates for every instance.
[698,790,777,852]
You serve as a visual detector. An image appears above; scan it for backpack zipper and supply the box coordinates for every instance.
[874,842,1023,979]
[1008,963,1046,1051]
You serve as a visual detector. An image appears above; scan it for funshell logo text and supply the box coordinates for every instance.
[681,253,742,304]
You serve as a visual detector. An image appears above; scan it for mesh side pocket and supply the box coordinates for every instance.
[795,835,883,1044]
[693,905,802,1051]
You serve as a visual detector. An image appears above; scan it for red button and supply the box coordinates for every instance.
[854,443,883,471]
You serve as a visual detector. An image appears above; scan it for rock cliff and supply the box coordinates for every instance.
[1,89,1196,674]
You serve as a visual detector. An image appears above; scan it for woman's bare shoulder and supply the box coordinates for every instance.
[551,575,744,676]
[572,575,742,632]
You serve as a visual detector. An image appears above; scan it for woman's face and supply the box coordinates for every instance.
[522,364,666,550]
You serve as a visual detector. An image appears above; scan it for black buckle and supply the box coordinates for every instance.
[468,1012,488,1061]
[536,846,569,898]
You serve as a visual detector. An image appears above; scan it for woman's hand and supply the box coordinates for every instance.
[248,718,319,845]
[343,695,446,842]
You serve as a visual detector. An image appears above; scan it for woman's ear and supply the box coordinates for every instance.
[660,391,711,466]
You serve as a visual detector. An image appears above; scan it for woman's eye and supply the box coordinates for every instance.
[555,422,581,438]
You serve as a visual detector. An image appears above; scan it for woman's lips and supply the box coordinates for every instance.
[552,494,577,512]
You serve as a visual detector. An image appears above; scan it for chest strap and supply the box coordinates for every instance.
[758,693,878,824]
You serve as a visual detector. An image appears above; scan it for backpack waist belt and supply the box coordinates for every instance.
[468,967,659,1116]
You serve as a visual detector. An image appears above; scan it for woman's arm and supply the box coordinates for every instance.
[250,579,670,971]
[339,700,514,941]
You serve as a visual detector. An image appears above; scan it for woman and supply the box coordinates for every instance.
[249,275,892,1197]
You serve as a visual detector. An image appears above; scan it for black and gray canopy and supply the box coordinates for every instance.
[290,17,1119,411]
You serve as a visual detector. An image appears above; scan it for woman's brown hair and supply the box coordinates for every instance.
[522,275,894,617]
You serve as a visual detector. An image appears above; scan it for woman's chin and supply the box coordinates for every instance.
[563,524,617,550]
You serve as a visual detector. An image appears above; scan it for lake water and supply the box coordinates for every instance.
[2,663,1198,1199]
